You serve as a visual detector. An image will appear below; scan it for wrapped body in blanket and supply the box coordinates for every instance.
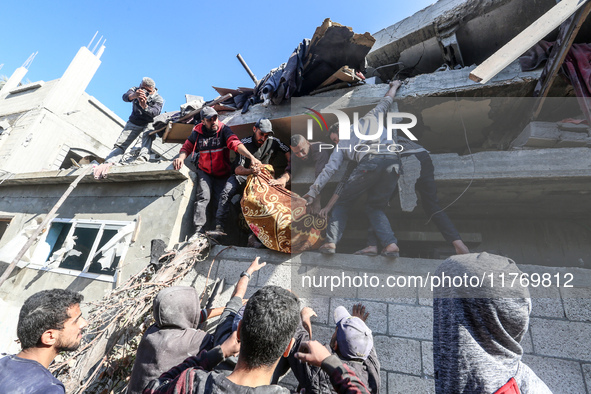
[241,166,326,254]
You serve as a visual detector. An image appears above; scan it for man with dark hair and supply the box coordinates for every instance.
[144,285,371,393]
[0,289,87,393]
[212,118,291,237]
[173,107,262,242]
[105,77,164,164]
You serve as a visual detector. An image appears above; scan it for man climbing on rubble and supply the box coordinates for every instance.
[319,112,470,257]
[288,303,380,393]
[0,289,87,393]
[127,286,225,394]
[105,77,164,164]
[211,118,291,239]
[303,81,403,256]
[173,107,262,242]
[144,285,371,393]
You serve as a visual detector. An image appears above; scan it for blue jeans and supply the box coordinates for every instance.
[326,154,400,247]
[366,151,461,247]
[104,121,154,163]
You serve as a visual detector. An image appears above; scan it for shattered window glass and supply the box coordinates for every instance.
[58,227,99,271]
[40,219,134,280]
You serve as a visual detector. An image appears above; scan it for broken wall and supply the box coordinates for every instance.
[0,164,195,353]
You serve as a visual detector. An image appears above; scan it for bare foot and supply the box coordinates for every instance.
[354,246,378,256]
[452,240,470,255]
[382,243,400,253]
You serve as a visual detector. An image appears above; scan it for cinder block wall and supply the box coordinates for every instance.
[180,246,591,394]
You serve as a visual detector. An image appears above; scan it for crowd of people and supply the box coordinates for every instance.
[0,253,552,393]
[95,77,472,255]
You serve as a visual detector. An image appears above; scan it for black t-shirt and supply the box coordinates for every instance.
[235,135,290,169]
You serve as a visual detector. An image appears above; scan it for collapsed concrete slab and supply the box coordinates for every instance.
[367,0,557,80]
[511,121,591,149]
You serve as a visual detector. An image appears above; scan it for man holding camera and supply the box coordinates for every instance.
[104,77,164,164]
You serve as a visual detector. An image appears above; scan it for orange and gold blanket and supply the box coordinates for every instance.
[241,167,326,254]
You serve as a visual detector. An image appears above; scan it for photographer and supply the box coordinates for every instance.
[103,77,164,164]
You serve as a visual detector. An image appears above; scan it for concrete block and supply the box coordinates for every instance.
[418,284,434,306]
[295,266,358,298]
[521,329,534,354]
[422,341,434,377]
[529,285,565,319]
[330,298,388,335]
[388,373,435,393]
[374,335,422,374]
[389,304,433,340]
[561,287,591,322]
[530,318,591,362]
[522,355,586,394]
[211,259,257,285]
[299,296,331,325]
[256,262,292,288]
[358,272,417,304]
[381,371,388,394]
[583,364,591,393]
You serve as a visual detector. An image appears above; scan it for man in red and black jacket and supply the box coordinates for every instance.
[173,107,261,241]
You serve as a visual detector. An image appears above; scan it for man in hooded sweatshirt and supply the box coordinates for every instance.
[432,252,552,394]
[127,286,222,394]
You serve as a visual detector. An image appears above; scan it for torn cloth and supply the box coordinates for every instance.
[520,40,591,97]
[398,154,421,212]
[241,166,326,254]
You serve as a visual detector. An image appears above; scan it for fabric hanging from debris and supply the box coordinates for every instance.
[398,155,422,212]
[241,166,326,254]
[520,40,591,96]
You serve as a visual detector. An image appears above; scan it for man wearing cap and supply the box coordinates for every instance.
[104,77,164,163]
[173,107,262,241]
[211,117,291,237]
[288,303,380,393]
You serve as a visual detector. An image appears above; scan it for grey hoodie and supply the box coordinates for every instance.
[433,253,552,394]
[127,286,213,394]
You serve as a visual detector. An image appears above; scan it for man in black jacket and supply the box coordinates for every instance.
[104,77,164,163]
[289,303,380,394]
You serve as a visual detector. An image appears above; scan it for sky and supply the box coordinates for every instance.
[1,0,433,120]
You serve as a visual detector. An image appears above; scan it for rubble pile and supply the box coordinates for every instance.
[50,237,211,393]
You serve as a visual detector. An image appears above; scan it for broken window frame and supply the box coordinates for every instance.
[29,218,134,283]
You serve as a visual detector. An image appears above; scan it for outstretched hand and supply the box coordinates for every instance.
[300,307,317,338]
[247,256,266,274]
[295,340,332,367]
[351,303,369,322]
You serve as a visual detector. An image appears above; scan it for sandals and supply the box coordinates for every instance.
[381,250,400,258]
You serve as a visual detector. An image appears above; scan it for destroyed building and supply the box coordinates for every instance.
[1,0,591,392]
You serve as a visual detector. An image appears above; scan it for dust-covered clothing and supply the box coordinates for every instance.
[0,355,65,393]
[128,287,213,394]
[433,253,552,394]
